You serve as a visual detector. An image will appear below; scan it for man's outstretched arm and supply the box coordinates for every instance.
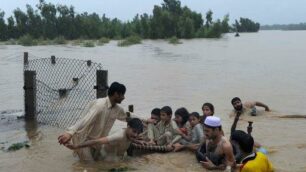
[65,137,109,150]
[255,101,270,111]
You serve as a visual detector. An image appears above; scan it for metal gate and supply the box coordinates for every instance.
[23,52,108,128]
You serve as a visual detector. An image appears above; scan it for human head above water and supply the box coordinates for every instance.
[189,112,200,127]
[230,130,254,154]
[151,108,161,122]
[108,82,126,104]
[161,106,172,116]
[202,102,215,116]
[174,107,189,126]
[231,97,243,111]
[108,82,126,96]
[127,118,144,133]
[204,116,222,130]
[160,106,172,122]
[203,116,223,140]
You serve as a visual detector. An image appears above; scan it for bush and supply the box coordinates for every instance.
[97,37,110,45]
[117,35,141,47]
[71,39,84,45]
[4,39,18,45]
[18,34,37,46]
[196,26,222,38]
[53,36,67,44]
[168,36,181,44]
[82,40,95,47]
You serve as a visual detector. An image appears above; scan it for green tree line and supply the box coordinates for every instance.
[233,18,260,32]
[261,23,306,30]
[0,0,259,41]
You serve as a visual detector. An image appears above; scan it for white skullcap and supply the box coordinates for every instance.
[204,116,221,127]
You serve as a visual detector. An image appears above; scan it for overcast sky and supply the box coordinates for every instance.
[1,0,306,25]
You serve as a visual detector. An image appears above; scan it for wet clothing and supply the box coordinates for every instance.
[196,137,226,166]
[102,129,131,159]
[180,123,204,145]
[66,97,127,160]
[240,152,274,172]
[152,120,181,145]
[147,123,159,141]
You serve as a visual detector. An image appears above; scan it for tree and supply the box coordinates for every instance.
[0,10,8,40]
[7,16,17,39]
[1,0,232,41]
[221,14,230,33]
[26,5,42,38]
[205,10,213,28]
[234,17,260,32]
[56,5,77,39]
[13,8,29,38]
[37,0,58,39]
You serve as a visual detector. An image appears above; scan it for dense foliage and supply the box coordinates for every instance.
[261,23,306,30]
[0,0,261,42]
[233,18,260,32]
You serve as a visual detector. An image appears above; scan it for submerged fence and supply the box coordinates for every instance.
[23,52,108,128]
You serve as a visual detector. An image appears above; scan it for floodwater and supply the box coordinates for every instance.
[1,31,306,172]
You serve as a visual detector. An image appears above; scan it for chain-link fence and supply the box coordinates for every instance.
[23,53,107,128]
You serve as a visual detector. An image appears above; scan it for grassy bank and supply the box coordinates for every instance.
[1,35,188,47]
[117,35,142,47]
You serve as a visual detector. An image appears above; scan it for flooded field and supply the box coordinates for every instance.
[1,31,306,171]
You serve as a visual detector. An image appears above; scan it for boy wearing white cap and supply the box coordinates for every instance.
[197,116,235,171]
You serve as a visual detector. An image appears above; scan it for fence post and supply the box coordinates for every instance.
[51,55,56,64]
[96,70,108,98]
[24,70,36,120]
[24,52,28,65]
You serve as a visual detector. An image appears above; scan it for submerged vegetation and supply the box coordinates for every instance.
[117,35,141,47]
[98,37,110,45]
[82,41,95,47]
[0,0,260,46]
[2,141,30,152]
[169,36,181,44]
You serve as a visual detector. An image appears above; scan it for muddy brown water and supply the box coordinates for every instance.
[1,31,306,171]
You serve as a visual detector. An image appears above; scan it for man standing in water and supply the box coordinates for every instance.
[58,82,148,160]
[230,97,270,117]
[65,118,144,161]
[198,116,235,171]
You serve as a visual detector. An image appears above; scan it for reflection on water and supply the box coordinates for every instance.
[1,31,306,171]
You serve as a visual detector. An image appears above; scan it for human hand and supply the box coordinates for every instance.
[231,163,243,172]
[64,143,78,150]
[147,140,156,145]
[58,133,72,145]
[133,139,147,146]
[146,118,157,124]
[166,144,174,151]
[200,157,216,170]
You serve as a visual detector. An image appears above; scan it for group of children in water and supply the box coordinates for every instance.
[59,82,274,171]
[132,99,273,171]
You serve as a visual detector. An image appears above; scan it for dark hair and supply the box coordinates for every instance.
[202,102,215,115]
[231,130,254,153]
[175,107,189,125]
[161,106,172,116]
[127,118,144,133]
[190,112,200,119]
[151,108,161,117]
[231,97,241,105]
[108,82,126,96]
